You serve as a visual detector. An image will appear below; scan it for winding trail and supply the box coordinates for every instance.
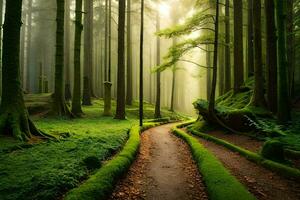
[110,124,208,200]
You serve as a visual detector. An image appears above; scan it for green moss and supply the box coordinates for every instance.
[172,125,255,200]
[261,140,285,162]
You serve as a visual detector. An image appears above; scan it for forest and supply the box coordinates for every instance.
[0,0,300,199]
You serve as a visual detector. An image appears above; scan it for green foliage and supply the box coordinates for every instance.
[172,125,256,200]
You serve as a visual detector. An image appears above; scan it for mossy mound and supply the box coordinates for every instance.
[261,140,285,162]
[82,156,102,171]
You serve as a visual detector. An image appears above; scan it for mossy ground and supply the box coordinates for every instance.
[0,99,182,200]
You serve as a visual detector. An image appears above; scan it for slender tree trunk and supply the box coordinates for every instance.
[206,45,212,100]
[0,0,3,96]
[0,0,46,140]
[233,0,244,93]
[275,0,291,123]
[224,0,231,93]
[154,11,161,119]
[209,0,219,115]
[115,0,126,120]
[26,0,32,92]
[287,0,295,98]
[247,0,254,77]
[170,37,177,112]
[139,0,144,126]
[72,0,83,116]
[53,0,71,116]
[126,0,133,105]
[252,0,266,106]
[82,0,93,105]
[265,0,278,113]
[64,0,72,101]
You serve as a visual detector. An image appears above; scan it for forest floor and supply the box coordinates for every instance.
[110,123,208,200]
[186,128,300,200]
[0,99,183,200]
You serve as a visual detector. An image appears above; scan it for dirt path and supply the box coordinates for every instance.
[110,124,208,200]
[191,133,300,200]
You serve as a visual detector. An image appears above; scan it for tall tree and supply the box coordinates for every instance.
[82,0,93,105]
[247,0,254,76]
[72,0,83,116]
[233,0,244,93]
[154,10,161,119]
[126,0,133,105]
[65,0,72,101]
[103,0,112,116]
[26,0,33,92]
[0,0,3,96]
[276,0,291,123]
[252,0,265,106]
[53,0,71,116]
[224,0,231,92]
[139,0,144,126]
[265,0,278,112]
[0,0,45,140]
[115,0,126,119]
[170,38,177,112]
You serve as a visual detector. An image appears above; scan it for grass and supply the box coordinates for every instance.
[0,99,180,200]
[172,123,256,200]
[188,122,300,178]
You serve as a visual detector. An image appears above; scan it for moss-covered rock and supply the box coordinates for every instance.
[261,140,285,162]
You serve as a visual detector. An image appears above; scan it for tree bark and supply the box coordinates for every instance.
[0,0,3,96]
[154,11,161,119]
[206,44,212,100]
[233,0,244,93]
[287,0,295,98]
[275,0,291,123]
[252,0,266,106]
[0,0,46,140]
[115,0,126,120]
[53,0,72,116]
[71,0,83,116]
[64,0,72,101]
[126,0,133,105]
[26,0,32,92]
[265,0,278,113]
[82,0,93,105]
[247,0,254,77]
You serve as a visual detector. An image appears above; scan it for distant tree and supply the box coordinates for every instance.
[224,0,231,92]
[247,0,254,77]
[154,10,162,119]
[276,0,291,123]
[0,0,46,140]
[252,0,266,106]
[126,0,133,106]
[26,0,33,92]
[115,0,126,120]
[82,0,93,105]
[139,0,145,126]
[65,0,72,101]
[265,0,277,112]
[233,0,244,93]
[53,0,72,116]
[72,0,83,116]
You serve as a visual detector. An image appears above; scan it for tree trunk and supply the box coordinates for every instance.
[0,0,3,96]
[53,0,72,116]
[233,0,244,93]
[275,0,291,123]
[0,0,46,141]
[64,0,72,101]
[115,0,126,120]
[224,0,231,93]
[139,0,144,126]
[247,0,254,77]
[26,0,32,92]
[206,44,212,100]
[208,0,219,115]
[170,37,177,112]
[82,0,93,105]
[71,0,83,116]
[287,0,295,98]
[154,11,161,119]
[265,0,278,113]
[252,0,266,106]
[126,0,133,105]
